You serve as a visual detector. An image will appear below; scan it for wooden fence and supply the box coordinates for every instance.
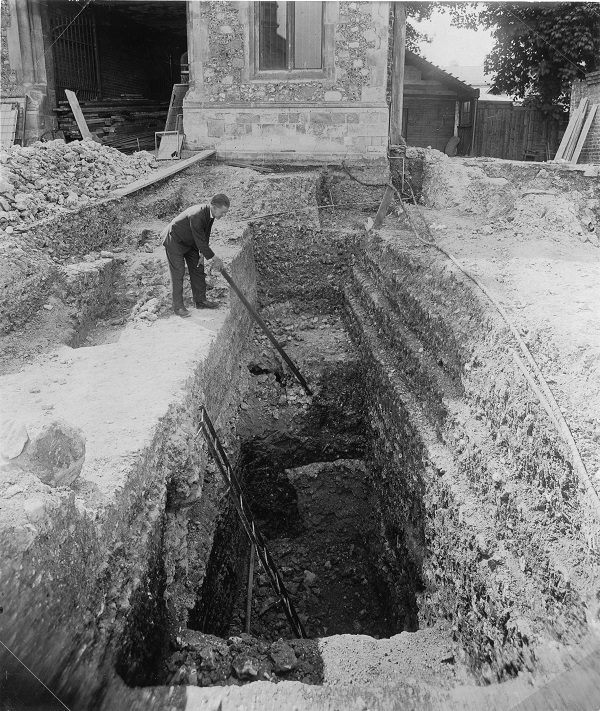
[472,102,564,161]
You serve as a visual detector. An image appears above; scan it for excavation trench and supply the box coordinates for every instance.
[114,208,581,695]
[3,160,599,710]
[116,318,418,688]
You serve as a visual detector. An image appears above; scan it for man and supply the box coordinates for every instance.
[162,194,229,317]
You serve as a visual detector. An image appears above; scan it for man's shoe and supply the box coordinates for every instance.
[195,299,219,309]
[174,307,191,318]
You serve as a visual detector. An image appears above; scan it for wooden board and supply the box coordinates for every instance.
[555,97,587,160]
[0,103,18,149]
[164,84,188,132]
[564,101,590,160]
[571,103,597,164]
[64,89,93,139]
[110,149,215,197]
[157,132,184,160]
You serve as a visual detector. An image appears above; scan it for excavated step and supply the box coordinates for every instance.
[344,241,592,682]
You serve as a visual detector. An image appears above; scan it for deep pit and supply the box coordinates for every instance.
[2,156,600,711]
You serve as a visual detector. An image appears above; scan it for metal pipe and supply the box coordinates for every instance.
[220,267,313,396]
[199,407,307,639]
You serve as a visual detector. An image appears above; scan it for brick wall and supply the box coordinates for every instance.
[184,0,390,161]
[571,72,600,164]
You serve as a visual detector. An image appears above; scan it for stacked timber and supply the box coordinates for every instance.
[554,98,598,164]
[55,100,169,153]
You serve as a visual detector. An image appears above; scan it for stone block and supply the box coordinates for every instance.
[361,86,384,102]
[288,113,300,124]
[13,419,86,487]
[0,420,29,459]
[235,114,260,124]
[347,123,385,137]
[208,120,225,137]
[310,112,346,124]
[261,124,287,137]
[278,113,289,123]
[366,48,385,68]
[363,28,376,44]
[324,125,347,139]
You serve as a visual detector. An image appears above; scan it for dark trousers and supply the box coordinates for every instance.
[164,238,206,310]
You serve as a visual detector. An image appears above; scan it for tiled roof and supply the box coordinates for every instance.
[405,50,480,98]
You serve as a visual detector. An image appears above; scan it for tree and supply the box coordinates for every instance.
[452,3,600,108]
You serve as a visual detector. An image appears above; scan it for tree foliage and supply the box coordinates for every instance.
[450,3,600,107]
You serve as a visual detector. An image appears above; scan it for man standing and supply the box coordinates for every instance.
[162,194,229,317]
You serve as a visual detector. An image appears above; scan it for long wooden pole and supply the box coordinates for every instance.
[245,544,255,634]
[373,2,407,229]
[220,267,313,396]
[389,2,406,147]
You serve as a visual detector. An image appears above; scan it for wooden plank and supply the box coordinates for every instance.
[565,100,587,161]
[521,108,531,158]
[164,84,188,132]
[64,89,93,139]
[555,97,587,160]
[156,132,184,160]
[571,103,597,164]
[0,104,18,149]
[555,98,585,159]
[110,149,216,197]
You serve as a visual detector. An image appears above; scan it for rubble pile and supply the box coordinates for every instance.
[0,139,157,234]
[164,630,322,686]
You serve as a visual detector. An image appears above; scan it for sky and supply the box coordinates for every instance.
[412,8,495,71]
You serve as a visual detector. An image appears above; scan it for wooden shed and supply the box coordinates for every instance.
[402,50,479,155]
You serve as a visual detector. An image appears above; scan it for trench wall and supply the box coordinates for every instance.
[0,233,256,707]
[347,230,598,683]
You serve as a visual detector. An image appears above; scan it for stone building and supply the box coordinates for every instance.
[183,1,390,162]
[1,0,391,162]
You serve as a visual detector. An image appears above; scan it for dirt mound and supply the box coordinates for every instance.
[0,139,156,233]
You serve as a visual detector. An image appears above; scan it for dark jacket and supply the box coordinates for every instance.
[163,204,215,259]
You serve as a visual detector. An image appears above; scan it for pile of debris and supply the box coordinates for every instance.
[163,630,322,687]
[0,139,157,234]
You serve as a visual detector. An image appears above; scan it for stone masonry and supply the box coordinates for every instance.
[183,1,390,162]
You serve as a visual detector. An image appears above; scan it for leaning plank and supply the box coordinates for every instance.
[165,84,188,132]
[110,149,216,197]
[571,104,597,164]
[564,101,590,161]
[555,97,587,160]
[64,89,93,140]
